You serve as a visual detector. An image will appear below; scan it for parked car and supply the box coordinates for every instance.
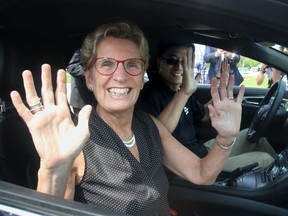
[1,0,288,215]
[250,66,260,73]
[239,67,250,75]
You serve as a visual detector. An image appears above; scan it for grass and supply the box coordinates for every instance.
[241,73,268,88]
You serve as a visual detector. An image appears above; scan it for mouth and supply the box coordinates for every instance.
[107,87,131,96]
[171,71,183,77]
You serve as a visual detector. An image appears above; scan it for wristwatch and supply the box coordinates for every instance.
[260,67,266,73]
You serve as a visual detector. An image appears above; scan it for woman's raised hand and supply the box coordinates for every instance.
[208,59,245,140]
[10,64,92,171]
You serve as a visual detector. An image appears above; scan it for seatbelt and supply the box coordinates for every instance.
[0,98,15,124]
[0,98,6,124]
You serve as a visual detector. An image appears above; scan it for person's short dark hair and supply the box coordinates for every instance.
[157,39,195,57]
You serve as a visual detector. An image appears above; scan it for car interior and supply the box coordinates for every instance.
[1,0,288,215]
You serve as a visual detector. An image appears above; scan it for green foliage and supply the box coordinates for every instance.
[238,56,261,69]
[66,73,71,84]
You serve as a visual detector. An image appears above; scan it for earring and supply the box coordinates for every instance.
[89,87,93,92]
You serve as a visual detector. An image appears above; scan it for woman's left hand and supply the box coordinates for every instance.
[208,59,245,140]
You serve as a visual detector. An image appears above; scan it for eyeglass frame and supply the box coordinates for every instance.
[92,57,146,76]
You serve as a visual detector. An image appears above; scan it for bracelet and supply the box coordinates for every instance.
[215,137,236,150]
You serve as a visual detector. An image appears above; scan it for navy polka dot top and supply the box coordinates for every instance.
[74,110,170,215]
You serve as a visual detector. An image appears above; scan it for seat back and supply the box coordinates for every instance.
[0,29,67,188]
[0,104,37,188]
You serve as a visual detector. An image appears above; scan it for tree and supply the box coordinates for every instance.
[238,56,260,69]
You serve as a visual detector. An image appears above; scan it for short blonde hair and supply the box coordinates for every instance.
[80,21,150,71]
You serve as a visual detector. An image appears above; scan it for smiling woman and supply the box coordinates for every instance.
[1,0,288,215]
[8,20,246,215]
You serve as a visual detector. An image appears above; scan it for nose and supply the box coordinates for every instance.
[113,62,128,81]
[176,61,183,69]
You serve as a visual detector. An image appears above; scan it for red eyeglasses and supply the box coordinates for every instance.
[93,57,146,76]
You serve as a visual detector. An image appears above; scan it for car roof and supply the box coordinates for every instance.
[1,0,287,45]
[0,0,287,102]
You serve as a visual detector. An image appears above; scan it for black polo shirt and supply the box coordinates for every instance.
[136,75,208,158]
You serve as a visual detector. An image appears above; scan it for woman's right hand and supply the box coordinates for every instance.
[10,64,92,172]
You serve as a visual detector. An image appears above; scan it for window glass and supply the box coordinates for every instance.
[194,43,287,89]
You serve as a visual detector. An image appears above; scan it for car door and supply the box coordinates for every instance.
[192,44,288,149]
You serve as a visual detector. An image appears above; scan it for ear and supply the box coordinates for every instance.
[84,69,93,91]
[141,73,145,90]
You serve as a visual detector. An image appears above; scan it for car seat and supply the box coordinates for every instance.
[0,29,67,189]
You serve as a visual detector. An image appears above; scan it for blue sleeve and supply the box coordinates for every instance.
[203,46,218,64]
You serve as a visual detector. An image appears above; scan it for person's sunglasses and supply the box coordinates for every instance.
[162,57,182,66]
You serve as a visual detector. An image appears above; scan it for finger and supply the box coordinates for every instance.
[195,73,201,82]
[191,52,195,68]
[23,70,40,106]
[207,103,218,120]
[227,74,234,98]
[77,105,92,140]
[187,47,192,69]
[10,91,33,124]
[236,85,245,104]
[219,59,231,99]
[183,51,188,71]
[221,58,229,75]
[55,69,68,106]
[218,70,228,99]
[191,51,195,77]
[210,77,220,104]
[41,64,55,106]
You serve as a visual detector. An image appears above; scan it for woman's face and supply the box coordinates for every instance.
[85,36,144,114]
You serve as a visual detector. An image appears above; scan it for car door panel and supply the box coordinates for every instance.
[194,85,269,141]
